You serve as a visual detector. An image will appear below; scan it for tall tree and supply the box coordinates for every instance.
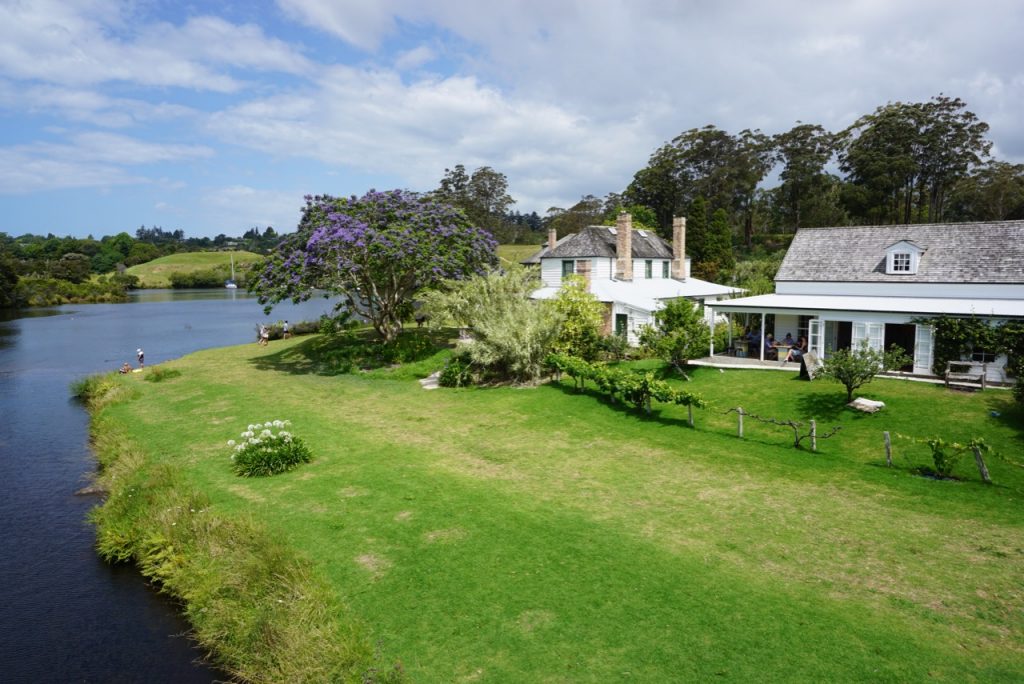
[838,95,990,224]
[545,195,605,238]
[772,123,838,229]
[947,160,1024,221]
[625,125,770,242]
[686,197,709,264]
[435,164,516,239]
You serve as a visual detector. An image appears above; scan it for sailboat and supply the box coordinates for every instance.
[225,252,238,289]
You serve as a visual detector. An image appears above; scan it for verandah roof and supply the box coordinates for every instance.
[710,293,1024,319]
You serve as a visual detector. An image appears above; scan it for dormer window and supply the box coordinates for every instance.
[884,240,923,275]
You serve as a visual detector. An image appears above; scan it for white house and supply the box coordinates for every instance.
[524,213,742,345]
[709,220,1024,382]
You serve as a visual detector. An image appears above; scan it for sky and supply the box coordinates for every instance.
[1,0,1022,239]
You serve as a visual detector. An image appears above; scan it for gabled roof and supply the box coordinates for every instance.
[522,225,673,264]
[776,220,1024,284]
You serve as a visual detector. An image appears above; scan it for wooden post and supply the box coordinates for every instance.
[687,404,694,428]
[737,407,744,438]
[810,419,817,452]
[883,431,892,467]
[972,445,992,484]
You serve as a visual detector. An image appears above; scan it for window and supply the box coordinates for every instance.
[662,261,669,278]
[562,260,575,277]
[797,315,813,342]
[891,252,911,272]
[645,260,653,278]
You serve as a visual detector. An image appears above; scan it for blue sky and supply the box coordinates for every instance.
[1,0,1022,239]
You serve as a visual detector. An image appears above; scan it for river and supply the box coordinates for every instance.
[0,289,341,682]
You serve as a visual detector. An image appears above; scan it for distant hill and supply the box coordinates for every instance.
[125,251,263,288]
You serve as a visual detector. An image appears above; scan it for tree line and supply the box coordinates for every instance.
[434,94,1024,261]
[0,225,282,307]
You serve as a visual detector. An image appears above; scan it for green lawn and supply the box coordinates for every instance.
[99,337,1024,682]
[496,244,541,267]
[124,250,263,287]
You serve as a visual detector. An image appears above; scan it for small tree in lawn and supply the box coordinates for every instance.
[816,339,911,402]
[551,275,604,360]
[638,297,710,378]
[419,267,563,385]
[251,190,497,344]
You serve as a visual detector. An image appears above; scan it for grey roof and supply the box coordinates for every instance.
[525,225,673,263]
[775,220,1024,284]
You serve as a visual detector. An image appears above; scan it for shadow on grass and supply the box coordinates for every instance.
[247,328,454,377]
[794,391,851,421]
[547,379,698,431]
[985,392,1024,446]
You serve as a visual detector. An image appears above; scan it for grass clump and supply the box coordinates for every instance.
[143,366,182,383]
[229,421,313,477]
[70,372,135,410]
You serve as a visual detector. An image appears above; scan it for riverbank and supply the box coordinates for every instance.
[87,335,1024,681]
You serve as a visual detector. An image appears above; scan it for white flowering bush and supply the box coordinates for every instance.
[227,420,312,477]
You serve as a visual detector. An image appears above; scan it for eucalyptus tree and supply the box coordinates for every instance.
[838,95,990,224]
[947,160,1024,221]
[772,123,840,229]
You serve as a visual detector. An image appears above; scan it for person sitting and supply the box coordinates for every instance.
[785,336,808,363]
[763,333,777,360]
[782,332,795,346]
[119,362,132,374]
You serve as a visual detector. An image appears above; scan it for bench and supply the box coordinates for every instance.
[945,361,987,390]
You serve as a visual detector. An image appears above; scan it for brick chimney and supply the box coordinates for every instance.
[547,226,558,253]
[671,216,687,280]
[615,212,633,281]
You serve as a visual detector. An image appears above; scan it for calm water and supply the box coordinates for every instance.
[0,289,340,682]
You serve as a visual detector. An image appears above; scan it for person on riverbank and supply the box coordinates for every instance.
[136,348,144,367]
[119,362,132,374]
[258,324,269,346]
[282,320,290,339]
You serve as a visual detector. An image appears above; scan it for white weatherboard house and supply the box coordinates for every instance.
[709,220,1024,382]
[525,213,742,345]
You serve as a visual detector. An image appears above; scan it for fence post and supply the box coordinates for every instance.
[971,445,992,484]
[737,407,744,438]
[688,404,694,428]
[883,431,892,467]
[810,419,817,452]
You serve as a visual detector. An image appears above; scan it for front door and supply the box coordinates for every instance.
[615,313,628,338]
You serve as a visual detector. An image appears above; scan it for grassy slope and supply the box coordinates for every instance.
[102,338,1024,682]
[125,251,263,288]
[496,244,541,267]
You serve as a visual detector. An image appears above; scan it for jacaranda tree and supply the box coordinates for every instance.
[252,190,497,343]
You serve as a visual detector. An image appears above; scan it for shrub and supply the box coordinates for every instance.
[229,420,312,477]
[1014,377,1024,404]
[143,367,181,383]
[815,340,911,402]
[438,355,473,387]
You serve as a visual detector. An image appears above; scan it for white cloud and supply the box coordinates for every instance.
[0,0,313,92]
[394,45,436,71]
[206,64,660,211]
[201,185,305,233]
[0,133,212,194]
[0,81,197,128]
